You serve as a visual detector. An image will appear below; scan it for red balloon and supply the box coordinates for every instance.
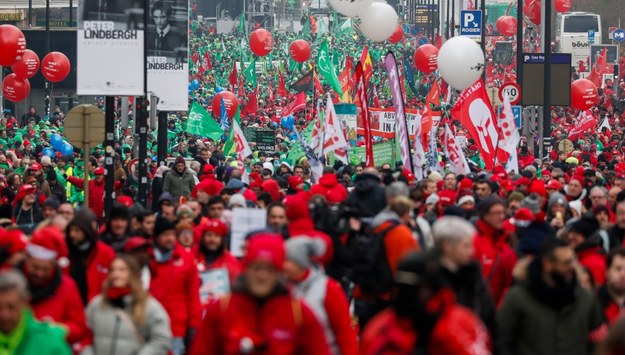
[2,73,30,103]
[289,40,311,63]
[212,91,239,119]
[41,52,71,83]
[0,25,26,67]
[524,0,541,25]
[571,79,599,110]
[414,44,439,74]
[555,0,572,13]
[388,25,404,44]
[11,49,40,79]
[249,29,274,57]
[496,16,517,37]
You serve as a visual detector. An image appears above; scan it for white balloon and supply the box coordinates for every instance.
[329,0,373,17]
[437,36,485,91]
[359,2,398,42]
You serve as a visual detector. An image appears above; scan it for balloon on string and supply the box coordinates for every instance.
[388,25,404,44]
[60,142,74,156]
[571,79,599,110]
[329,0,372,17]
[280,116,295,131]
[555,0,572,13]
[289,39,311,63]
[215,86,224,93]
[41,52,71,83]
[249,29,274,57]
[524,0,541,25]
[50,133,63,150]
[0,25,26,67]
[211,91,239,118]
[437,36,485,91]
[359,2,399,42]
[191,79,200,90]
[414,44,439,74]
[2,73,30,103]
[11,49,40,79]
[496,16,517,37]
[42,148,55,158]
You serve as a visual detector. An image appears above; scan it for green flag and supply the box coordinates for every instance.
[301,15,310,37]
[238,14,246,35]
[316,40,343,95]
[244,59,257,87]
[186,102,224,141]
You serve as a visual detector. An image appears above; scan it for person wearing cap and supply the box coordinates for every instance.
[12,184,44,234]
[163,156,196,202]
[68,166,106,220]
[361,251,491,355]
[41,197,60,220]
[25,162,52,198]
[568,216,607,286]
[22,227,89,347]
[176,220,195,251]
[0,270,72,354]
[547,192,573,231]
[149,217,201,355]
[474,196,518,304]
[99,204,132,253]
[194,219,241,301]
[66,208,116,304]
[189,234,330,355]
[284,237,358,355]
[546,179,563,198]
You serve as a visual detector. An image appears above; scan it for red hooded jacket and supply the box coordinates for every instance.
[309,174,348,204]
[68,177,105,219]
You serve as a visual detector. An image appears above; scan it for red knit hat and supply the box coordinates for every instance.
[0,229,27,255]
[516,177,531,186]
[262,179,281,202]
[203,164,215,174]
[458,178,474,191]
[288,176,304,190]
[546,179,563,190]
[201,219,228,238]
[438,190,457,207]
[244,234,285,271]
[500,179,515,192]
[242,188,258,203]
[27,227,69,266]
[511,208,534,227]
[283,192,310,221]
[528,180,547,198]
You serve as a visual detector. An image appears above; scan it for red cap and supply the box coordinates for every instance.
[458,178,474,191]
[546,179,563,191]
[516,177,531,186]
[201,219,228,238]
[30,162,42,171]
[500,179,515,192]
[117,196,133,208]
[541,169,551,177]
[402,169,415,183]
[94,167,105,175]
[0,229,27,255]
[203,164,215,174]
[288,176,304,190]
[123,237,149,252]
[243,234,285,271]
[438,190,457,206]
[528,180,547,198]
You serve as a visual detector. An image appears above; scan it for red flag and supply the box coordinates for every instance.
[229,62,238,92]
[237,77,245,98]
[191,52,200,66]
[310,16,317,34]
[244,88,258,115]
[277,70,287,98]
[569,110,598,141]
[360,46,373,84]
[314,72,324,94]
[339,55,354,102]
[202,51,212,70]
[468,0,475,9]
[588,47,607,88]
[356,62,374,167]
[421,81,441,147]
[451,79,499,170]
[281,92,306,117]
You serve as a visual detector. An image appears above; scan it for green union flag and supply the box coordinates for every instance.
[186,102,224,141]
[316,40,343,95]
[244,59,257,87]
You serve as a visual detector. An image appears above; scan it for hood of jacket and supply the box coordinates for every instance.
[371,209,401,229]
[319,173,339,188]
[66,208,98,250]
[353,173,381,194]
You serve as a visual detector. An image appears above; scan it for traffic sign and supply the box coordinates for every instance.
[417,36,429,46]
[588,29,595,44]
[498,82,522,105]
[460,10,482,40]
[614,29,625,43]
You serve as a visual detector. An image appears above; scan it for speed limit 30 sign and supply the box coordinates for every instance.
[498,82,521,105]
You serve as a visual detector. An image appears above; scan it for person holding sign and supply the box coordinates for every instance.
[194,219,242,304]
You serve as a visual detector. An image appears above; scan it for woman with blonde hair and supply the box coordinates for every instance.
[82,255,172,355]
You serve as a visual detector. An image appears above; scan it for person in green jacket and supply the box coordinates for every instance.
[497,237,607,355]
[0,270,71,355]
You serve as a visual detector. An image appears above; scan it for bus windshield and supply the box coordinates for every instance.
[563,15,599,33]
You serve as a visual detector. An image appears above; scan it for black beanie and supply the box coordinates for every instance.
[569,216,600,239]
[153,216,176,239]
[108,203,129,221]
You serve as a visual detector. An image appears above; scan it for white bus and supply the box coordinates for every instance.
[556,12,602,69]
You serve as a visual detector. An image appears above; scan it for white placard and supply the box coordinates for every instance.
[230,208,267,257]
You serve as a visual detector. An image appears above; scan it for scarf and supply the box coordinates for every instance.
[68,240,94,304]
[106,287,131,309]
[153,247,174,263]
[0,310,27,355]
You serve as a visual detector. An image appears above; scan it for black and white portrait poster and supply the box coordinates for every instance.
[77,0,145,95]
[147,0,189,111]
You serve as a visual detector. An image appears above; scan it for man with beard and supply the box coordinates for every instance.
[598,248,625,325]
[497,238,606,355]
[99,204,131,253]
[432,216,495,333]
[360,251,491,354]
[163,156,195,202]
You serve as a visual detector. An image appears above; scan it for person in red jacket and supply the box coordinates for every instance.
[149,217,201,355]
[193,218,242,304]
[65,207,116,303]
[568,216,607,286]
[473,196,518,304]
[189,234,330,355]
[284,237,358,355]
[361,251,491,355]
[68,166,105,221]
[22,227,89,350]
[309,173,348,204]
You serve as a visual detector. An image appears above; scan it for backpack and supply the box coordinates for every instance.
[351,220,400,296]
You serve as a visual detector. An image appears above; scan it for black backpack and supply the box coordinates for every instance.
[351,220,400,296]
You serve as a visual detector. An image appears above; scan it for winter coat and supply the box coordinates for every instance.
[162,168,195,202]
[194,246,242,287]
[68,177,105,219]
[82,295,172,355]
[188,282,331,355]
[576,236,607,286]
[49,181,67,203]
[149,245,201,337]
[474,219,517,304]
[12,203,44,232]
[29,269,89,346]
[360,306,491,355]
[344,173,387,218]
[496,259,607,355]
[598,285,624,325]
[12,309,71,355]
[290,268,358,355]
[287,217,334,267]
[309,174,349,203]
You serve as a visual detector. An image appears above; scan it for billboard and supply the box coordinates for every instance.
[77,0,145,95]
[147,0,188,111]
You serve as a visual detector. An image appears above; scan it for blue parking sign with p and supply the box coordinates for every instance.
[460,10,482,38]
